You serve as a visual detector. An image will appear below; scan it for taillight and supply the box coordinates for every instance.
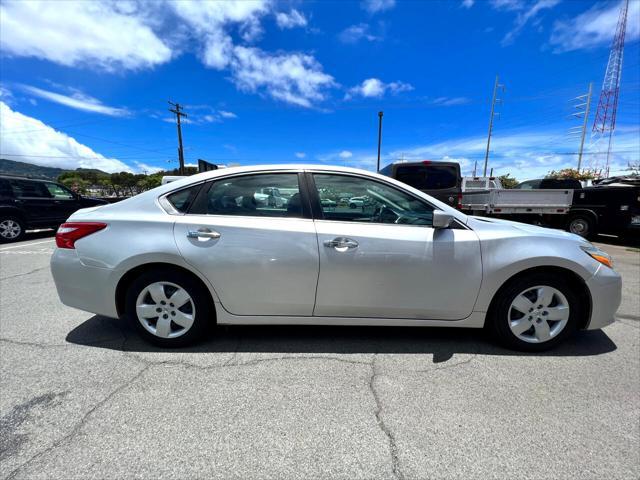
[457,192,463,210]
[56,222,107,249]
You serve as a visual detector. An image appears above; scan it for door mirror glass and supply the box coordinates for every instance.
[432,210,454,229]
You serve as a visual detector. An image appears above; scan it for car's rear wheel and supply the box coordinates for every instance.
[0,216,25,243]
[567,214,595,239]
[488,273,581,351]
[125,269,213,347]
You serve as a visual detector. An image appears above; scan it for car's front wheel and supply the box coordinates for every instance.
[488,273,582,351]
[125,269,213,347]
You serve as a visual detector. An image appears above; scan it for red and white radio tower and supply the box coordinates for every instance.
[590,0,629,177]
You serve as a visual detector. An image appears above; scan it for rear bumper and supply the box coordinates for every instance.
[585,265,622,330]
[50,248,119,318]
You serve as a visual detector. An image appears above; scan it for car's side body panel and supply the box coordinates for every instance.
[173,215,319,316]
[313,220,482,319]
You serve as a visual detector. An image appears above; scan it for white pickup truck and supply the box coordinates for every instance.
[460,177,573,216]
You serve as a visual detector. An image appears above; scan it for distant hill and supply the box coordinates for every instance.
[0,159,108,180]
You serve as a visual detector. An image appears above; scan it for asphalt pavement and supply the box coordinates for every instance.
[0,232,638,479]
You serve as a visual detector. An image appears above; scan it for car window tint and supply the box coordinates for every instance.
[313,174,434,226]
[0,179,12,197]
[167,184,202,213]
[45,182,75,199]
[395,165,457,190]
[9,180,52,198]
[203,173,302,218]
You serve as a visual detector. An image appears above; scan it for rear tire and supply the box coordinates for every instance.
[125,269,213,347]
[567,214,595,239]
[0,216,25,243]
[487,272,582,352]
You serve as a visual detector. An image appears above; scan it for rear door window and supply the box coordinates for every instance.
[45,182,75,199]
[9,180,52,198]
[395,165,458,190]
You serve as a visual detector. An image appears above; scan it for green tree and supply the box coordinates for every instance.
[498,174,518,189]
[546,168,596,181]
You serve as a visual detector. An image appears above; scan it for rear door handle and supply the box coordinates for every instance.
[187,228,221,240]
[323,237,358,251]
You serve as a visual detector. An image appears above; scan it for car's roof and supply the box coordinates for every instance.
[0,174,52,182]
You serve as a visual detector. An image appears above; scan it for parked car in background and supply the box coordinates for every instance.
[0,175,108,243]
[50,165,620,352]
[348,196,367,208]
[381,160,462,209]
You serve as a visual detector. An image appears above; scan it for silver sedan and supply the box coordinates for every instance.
[50,165,621,351]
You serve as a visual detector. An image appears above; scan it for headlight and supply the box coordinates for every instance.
[581,244,614,269]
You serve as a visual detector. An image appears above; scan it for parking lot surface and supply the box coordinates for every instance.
[1,233,638,479]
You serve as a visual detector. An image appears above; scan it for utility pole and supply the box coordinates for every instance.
[376,111,384,172]
[168,101,187,175]
[483,75,505,177]
[568,83,593,171]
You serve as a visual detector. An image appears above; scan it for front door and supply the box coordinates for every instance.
[173,172,319,316]
[43,182,80,223]
[310,172,482,320]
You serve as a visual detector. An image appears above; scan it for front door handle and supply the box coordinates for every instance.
[323,237,358,251]
[187,228,221,240]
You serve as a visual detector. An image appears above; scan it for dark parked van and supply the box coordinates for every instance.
[380,161,462,208]
[0,175,108,243]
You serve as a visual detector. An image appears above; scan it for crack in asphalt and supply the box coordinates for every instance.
[4,363,151,480]
[369,355,404,480]
[0,338,69,349]
[0,267,49,282]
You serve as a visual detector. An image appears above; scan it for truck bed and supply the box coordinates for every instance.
[461,189,574,214]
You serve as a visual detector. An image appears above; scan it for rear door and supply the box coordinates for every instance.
[8,179,57,226]
[172,171,320,316]
[309,172,482,320]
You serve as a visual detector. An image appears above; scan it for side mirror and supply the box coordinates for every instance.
[432,210,454,229]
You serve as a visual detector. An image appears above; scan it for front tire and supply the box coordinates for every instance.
[0,216,25,243]
[487,273,582,352]
[125,269,213,347]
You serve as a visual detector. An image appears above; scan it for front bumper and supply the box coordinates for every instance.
[50,248,120,318]
[584,264,622,330]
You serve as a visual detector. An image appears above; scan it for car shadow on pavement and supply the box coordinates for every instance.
[66,315,617,363]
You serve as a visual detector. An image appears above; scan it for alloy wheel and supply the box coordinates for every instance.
[508,285,570,344]
[135,281,196,339]
[0,219,22,240]
[569,218,589,236]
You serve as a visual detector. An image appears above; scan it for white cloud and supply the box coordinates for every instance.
[490,0,525,11]
[295,152,306,158]
[502,0,560,45]
[275,9,307,29]
[362,0,395,14]
[19,85,130,117]
[218,110,237,118]
[339,24,380,43]
[134,162,164,174]
[339,150,353,159]
[462,0,475,8]
[346,78,413,99]
[431,96,471,106]
[0,101,131,172]
[230,46,336,108]
[0,0,171,71]
[550,0,640,53]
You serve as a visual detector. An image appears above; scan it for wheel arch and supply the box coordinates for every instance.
[115,262,218,321]
[0,206,26,222]
[567,208,598,225]
[486,265,592,330]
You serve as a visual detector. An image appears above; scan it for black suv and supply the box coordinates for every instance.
[0,175,108,243]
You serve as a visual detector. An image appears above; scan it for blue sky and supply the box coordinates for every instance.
[0,0,638,180]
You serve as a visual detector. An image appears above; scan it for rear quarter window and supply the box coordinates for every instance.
[166,185,202,213]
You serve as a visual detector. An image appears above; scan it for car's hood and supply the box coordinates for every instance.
[466,215,587,243]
